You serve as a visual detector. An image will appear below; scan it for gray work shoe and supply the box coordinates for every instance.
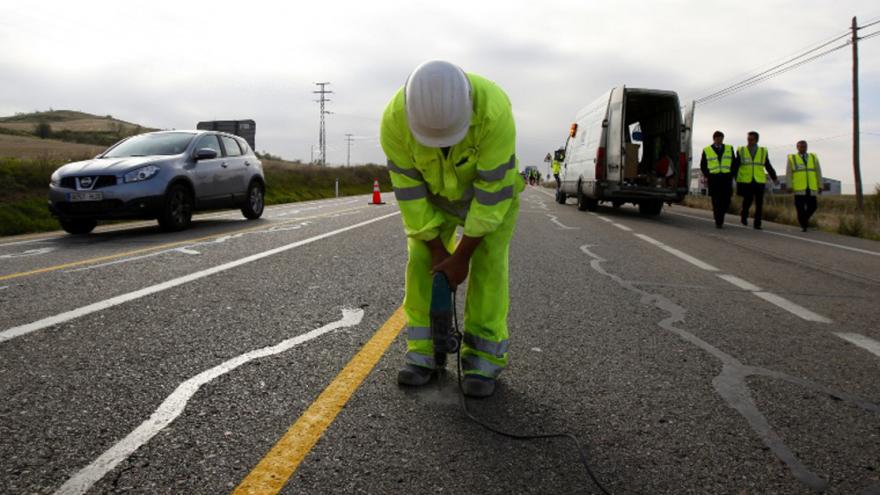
[462,374,496,398]
[397,364,434,386]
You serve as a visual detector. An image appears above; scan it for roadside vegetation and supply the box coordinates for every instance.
[682,188,880,241]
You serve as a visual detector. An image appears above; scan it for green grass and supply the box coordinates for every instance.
[0,157,391,237]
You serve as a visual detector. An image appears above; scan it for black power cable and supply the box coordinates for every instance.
[449,290,612,495]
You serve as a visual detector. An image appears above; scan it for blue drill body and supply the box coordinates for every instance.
[430,272,460,354]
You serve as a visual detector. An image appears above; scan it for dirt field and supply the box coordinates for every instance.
[0,134,105,161]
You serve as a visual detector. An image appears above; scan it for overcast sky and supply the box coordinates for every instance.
[1,0,878,192]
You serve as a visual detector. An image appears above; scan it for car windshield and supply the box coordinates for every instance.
[102,133,195,158]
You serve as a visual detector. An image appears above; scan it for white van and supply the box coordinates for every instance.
[556,87,695,215]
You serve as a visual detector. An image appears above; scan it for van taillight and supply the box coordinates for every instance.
[595,147,606,179]
[678,152,687,187]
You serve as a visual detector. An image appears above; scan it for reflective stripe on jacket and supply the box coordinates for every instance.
[736,146,768,184]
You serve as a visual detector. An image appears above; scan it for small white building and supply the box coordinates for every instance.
[689,168,707,196]
[773,177,841,195]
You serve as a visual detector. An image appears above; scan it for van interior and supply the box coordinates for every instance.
[622,91,681,188]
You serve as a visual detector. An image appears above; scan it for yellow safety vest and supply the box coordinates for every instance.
[552,160,561,175]
[737,146,768,184]
[704,145,733,174]
[788,153,819,193]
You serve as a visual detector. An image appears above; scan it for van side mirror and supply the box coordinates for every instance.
[602,119,609,128]
[194,148,218,160]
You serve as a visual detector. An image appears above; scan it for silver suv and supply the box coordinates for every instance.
[48,130,265,234]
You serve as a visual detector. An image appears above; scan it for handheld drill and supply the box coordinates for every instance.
[430,272,460,363]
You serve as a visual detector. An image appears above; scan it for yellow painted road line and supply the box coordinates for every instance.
[0,207,364,282]
[232,306,407,495]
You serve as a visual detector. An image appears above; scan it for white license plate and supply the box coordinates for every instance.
[68,192,103,202]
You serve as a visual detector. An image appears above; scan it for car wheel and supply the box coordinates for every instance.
[241,180,264,220]
[59,218,97,235]
[158,184,193,231]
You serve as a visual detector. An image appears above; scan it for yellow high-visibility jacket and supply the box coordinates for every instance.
[380,73,523,240]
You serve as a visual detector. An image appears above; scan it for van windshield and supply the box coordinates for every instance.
[102,133,195,158]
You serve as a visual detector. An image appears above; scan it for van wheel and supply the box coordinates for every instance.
[638,200,663,216]
[158,184,193,231]
[59,218,97,235]
[241,180,265,220]
[577,186,598,212]
[555,188,566,204]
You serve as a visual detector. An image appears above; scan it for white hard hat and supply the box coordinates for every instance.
[405,60,473,148]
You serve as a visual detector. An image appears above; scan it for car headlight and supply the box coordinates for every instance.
[124,165,160,183]
[50,171,61,187]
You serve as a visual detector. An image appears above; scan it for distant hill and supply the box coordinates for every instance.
[0,110,159,147]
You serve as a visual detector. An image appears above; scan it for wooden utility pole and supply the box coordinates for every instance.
[852,16,864,210]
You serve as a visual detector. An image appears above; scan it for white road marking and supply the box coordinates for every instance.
[716,274,832,323]
[64,221,314,274]
[611,223,632,232]
[668,210,880,257]
[547,214,577,230]
[634,233,720,272]
[597,216,613,223]
[53,308,365,495]
[752,292,832,323]
[834,332,880,358]
[717,274,763,292]
[0,212,399,344]
[0,197,366,249]
[0,285,8,291]
[533,187,556,198]
[0,247,57,259]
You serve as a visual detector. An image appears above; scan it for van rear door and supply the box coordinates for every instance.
[605,87,625,183]
[680,100,696,189]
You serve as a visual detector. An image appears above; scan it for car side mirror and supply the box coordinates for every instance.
[194,148,218,160]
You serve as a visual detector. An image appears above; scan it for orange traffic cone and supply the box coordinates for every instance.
[369,178,385,205]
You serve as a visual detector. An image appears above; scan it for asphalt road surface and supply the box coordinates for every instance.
[1,188,879,494]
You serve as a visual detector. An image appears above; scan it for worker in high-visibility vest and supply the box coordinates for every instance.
[699,130,738,228]
[380,60,523,398]
[786,140,824,232]
[734,131,778,230]
[552,158,561,189]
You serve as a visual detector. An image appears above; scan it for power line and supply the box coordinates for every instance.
[859,18,880,30]
[696,42,850,105]
[860,30,880,41]
[694,23,880,106]
[692,29,850,100]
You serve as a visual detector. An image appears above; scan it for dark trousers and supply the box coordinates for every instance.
[794,194,818,230]
[711,193,731,226]
[554,174,560,189]
[739,184,765,227]
[707,173,733,227]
